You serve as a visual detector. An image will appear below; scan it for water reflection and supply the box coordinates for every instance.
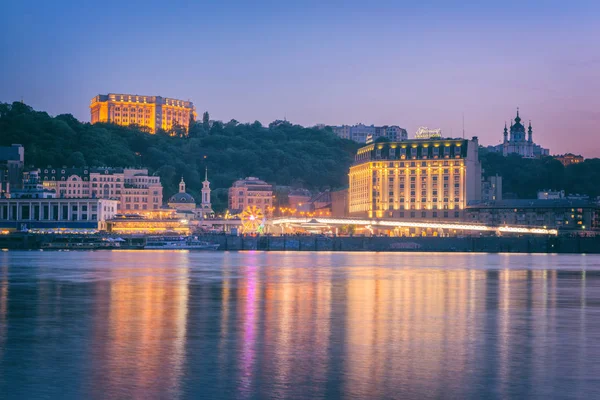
[88,251,189,398]
[1,252,600,399]
[0,253,7,362]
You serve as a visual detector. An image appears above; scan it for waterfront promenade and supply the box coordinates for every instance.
[2,233,600,253]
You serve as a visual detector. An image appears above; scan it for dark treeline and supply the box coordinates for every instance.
[480,150,600,199]
[0,102,359,211]
[1,102,598,210]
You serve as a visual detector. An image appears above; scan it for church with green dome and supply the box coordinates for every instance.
[167,171,214,220]
[494,109,549,158]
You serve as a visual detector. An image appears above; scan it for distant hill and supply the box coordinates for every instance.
[0,102,360,211]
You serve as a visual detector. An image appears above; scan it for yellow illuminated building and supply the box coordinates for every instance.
[90,93,197,134]
[106,218,191,235]
[349,137,482,220]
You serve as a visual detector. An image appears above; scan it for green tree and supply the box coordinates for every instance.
[66,151,86,167]
[202,111,210,131]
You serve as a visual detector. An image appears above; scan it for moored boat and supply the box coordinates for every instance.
[144,236,219,250]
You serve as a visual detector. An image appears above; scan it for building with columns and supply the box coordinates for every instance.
[348,137,482,220]
[494,109,549,158]
[0,197,118,232]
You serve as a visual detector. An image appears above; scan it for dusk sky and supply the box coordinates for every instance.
[1,0,599,156]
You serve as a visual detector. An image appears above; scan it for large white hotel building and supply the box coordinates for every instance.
[349,137,482,220]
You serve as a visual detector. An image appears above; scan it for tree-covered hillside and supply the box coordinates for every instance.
[480,150,600,199]
[2,102,599,209]
[0,102,359,211]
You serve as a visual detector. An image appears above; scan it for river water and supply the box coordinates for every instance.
[1,251,599,399]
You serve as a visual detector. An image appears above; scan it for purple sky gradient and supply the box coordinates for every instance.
[1,1,598,156]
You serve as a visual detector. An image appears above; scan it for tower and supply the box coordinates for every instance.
[201,167,213,213]
[510,108,525,142]
[179,177,186,193]
[528,121,533,143]
[503,122,508,143]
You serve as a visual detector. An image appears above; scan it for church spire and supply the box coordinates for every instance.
[503,122,508,143]
[514,107,521,124]
[204,166,208,182]
[528,120,533,143]
[179,177,186,193]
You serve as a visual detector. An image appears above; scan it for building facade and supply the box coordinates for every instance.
[228,177,273,215]
[10,170,56,199]
[40,167,163,212]
[90,93,197,134]
[494,109,549,158]
[0,144,25,197]
[167,174,213,220]
[349,137,482,219]
[465,199,600,232]
[333,124,407,143]
[288,188,312,211]
[331,188,349,217]
[481,175,502,202]
[554,153,584,167]
[0,197,118,232]
[415,127,442,139]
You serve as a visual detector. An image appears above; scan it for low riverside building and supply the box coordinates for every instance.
[288,188,312,211]
[331,188,349,217]
[40,167,163,213]
[106,215,191,235]
[228,177,273,216]
[348,137,482,220]
[0,197,118,232]
[465,199,600,232]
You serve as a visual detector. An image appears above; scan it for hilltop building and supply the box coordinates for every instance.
[228,177,273,215]
[348,137,482,220]
[494,109,549,158]
[90,93,196,134]
[332,124,408,143]
[554,153,584,167]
